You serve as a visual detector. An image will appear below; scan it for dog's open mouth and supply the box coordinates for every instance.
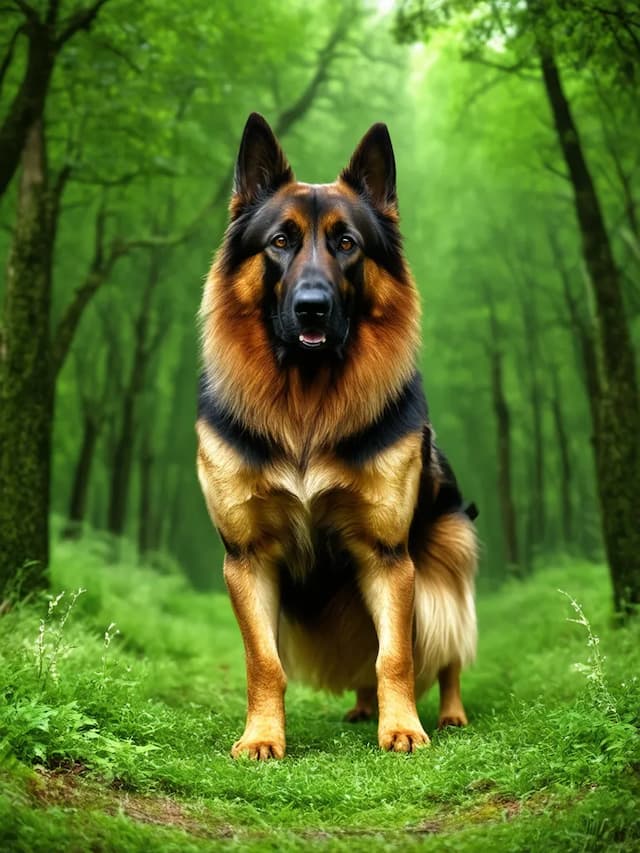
[298,331,327,348]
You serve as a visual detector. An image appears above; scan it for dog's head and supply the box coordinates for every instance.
[219,113,409,365]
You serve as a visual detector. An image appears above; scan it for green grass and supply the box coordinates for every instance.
[1,539,639,851]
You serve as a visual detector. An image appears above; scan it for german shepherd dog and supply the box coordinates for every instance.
[197,114,478,759]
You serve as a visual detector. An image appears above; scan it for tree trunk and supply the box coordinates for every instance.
[107,390,135,537]
[539,42,640,616]
[0,119,54,595]
[550,371,573,548]
[138,441,154,559]
[166,469,185,555]
[62,412,100,539]
[518,286,546,554]
[490,348,521,574]
[151,332,193,550]
[106,252,161,537]
[0,1,109,200]
[0,24,54,199]
[483,284,521,576]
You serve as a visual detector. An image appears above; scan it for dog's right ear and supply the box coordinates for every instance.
[232,113,293,216]
[340,123,396,212]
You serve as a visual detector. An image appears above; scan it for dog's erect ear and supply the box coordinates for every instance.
[233,113,293,211]
[340,123,396,210]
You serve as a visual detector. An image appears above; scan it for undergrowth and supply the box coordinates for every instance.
[0,537,639,851]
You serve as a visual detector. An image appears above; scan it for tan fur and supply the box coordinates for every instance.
[198,416,477,756]
[438,661,468,728]
[277,512,477,701]
[197,162,477,758]
[224,555,286,759]
[413,513,478,694]
[197,424,423,578]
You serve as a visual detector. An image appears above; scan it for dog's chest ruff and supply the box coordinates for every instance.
[196,371,428,586]
[197,417,423,577]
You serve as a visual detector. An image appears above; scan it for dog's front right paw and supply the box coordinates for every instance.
[231,734,285,760]
[379,724,430,753]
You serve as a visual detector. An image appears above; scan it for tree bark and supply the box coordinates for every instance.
[550,370,573,548]
[490,347,521,574]
[0,22,54,199]
[106,251,161,537]
[62,412,100,539]
[151,332,192,550]
[137,440,154,559]
[0,119,54,595]
[538,41,640,616]
[0,0,109,199]
[518,282,546,555]
[483,287,521,575]
[107,389,135,537]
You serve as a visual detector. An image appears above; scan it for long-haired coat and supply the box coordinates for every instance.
[197,114,477,759]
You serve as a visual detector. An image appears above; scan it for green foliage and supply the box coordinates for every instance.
[1,539,639,849]
[2,5,639,842]
[394,0,640,83]
[3,0,638,587]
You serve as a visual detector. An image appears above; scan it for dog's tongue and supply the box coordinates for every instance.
[299,332,326,346]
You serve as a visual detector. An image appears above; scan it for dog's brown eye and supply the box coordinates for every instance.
[271,234,288,250]
[339,235,355,252]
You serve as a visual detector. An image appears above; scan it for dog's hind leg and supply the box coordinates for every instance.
[437,661,468,728]
[413,512,477,723]
[344,686,377,722]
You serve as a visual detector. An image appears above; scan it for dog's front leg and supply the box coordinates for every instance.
[358,553,430,753]
[224,555,286,760]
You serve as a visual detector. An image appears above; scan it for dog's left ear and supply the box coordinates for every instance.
[340,123,397,210]
[232,113,293,214]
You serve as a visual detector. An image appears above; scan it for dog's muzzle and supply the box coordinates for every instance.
[292,281,333,348]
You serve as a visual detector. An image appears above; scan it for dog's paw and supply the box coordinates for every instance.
[379,725,430,753]
[344,688,377,723]
[231,736,285,760]
[438,706,469,729]
[438,710,468,729]
[344,706,375,723]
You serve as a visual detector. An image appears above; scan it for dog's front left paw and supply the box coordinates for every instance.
[438,711,468,729]
[231,735,285,760]
[378,724,430,753]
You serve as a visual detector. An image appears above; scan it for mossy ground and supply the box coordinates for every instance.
[1,539,639,851]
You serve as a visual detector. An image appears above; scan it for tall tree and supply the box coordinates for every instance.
[62,318,120,538]
[396,0,640,616]
[536,34,640,616]
[0,136,177,594]
[484,283,521,575]
[0,120,57,591]
[106,250,164,539]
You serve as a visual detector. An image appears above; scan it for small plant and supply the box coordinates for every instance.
[0,560,43,613]
[558,589,619,720]
[33,587,86,690]
[100,621,121,689]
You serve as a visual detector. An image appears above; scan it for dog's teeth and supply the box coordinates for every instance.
[299,333,326,345]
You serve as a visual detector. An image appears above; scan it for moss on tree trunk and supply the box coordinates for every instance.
[538,42,640,617]
[0,120,54,596]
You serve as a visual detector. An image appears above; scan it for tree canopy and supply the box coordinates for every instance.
[1,0,638,610]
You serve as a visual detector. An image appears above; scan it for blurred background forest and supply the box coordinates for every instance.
[1,0,639,601]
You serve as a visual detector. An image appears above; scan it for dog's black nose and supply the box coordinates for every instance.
[293,287,331,320]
